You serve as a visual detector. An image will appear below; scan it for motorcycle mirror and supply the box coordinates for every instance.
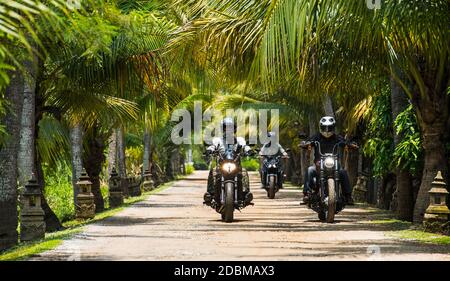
[298,132,308,139]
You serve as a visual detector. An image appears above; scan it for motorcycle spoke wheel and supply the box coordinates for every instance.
[326,178,336,223]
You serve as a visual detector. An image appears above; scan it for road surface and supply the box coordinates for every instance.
[31,171,450,260]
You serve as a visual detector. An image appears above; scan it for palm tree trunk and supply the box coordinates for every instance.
[308,114,318,166]
[17,60,37,187]
[390,75,413,221]
[413,94,449,222]
[322,94,335,117]
[345,149,359,187]
[70,123,83,206]
[35,65,63,231]
[117,127,127,178]
[0,70,24,251]
[116,127,128,197]
[83,124,105,212]
[36,150,63,231]
[107,130,117,175]
[143,129,151,174]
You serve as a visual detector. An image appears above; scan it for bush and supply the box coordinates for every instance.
[241,158,260,171]
[186,163,195,175]
[193,162,208,170]
[44,164,75,222]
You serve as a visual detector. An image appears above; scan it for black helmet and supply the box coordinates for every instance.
[221,117,236,135]
[319,116,335,138]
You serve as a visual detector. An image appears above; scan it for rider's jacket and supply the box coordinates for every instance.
[259,142,287,157]
[206,136,251,156]
[305,133,346,163]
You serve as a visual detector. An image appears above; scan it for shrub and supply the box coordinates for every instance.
[186,163,195,175]
[241,158,260,171]
[44,164,75,222]
[193,162,208,170]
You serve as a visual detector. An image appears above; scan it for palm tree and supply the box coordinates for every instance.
[0,70,24,250]
[171,0,450,222]
[0,0,70,250]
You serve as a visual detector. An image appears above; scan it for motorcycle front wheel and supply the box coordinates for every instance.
[326,178,336,223]
[267,175,276,199]
[222,182,234,222]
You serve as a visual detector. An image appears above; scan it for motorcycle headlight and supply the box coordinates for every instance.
[222,162,237,173]
[324,157,335,169]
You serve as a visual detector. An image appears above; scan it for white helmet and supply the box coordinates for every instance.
[319,116,335,138]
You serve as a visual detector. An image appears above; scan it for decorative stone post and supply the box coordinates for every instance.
[128,175,142,197]
[20,175,45,242]
[121,176,129,198]
[424,171,450,223]
[109,168,123,208]
[352,175,368,203]
[142,169,154,192]
[75,169,95,219]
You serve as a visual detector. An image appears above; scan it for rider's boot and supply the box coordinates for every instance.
[244,191,254,206]
[203,192,213,206]
[301,192,309,205]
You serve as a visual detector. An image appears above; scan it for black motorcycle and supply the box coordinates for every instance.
[205,143,254,222]
[259,153,289,199]
[301,141,356,223]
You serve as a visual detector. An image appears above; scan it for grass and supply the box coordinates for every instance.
[241,158,260,171]
[0,180,174,261]
[369,218,450,245]
[388,229,450,245]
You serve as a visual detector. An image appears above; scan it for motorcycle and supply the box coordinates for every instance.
[259,152,289,199]
[205,143,254,222]
[300,140,357,223]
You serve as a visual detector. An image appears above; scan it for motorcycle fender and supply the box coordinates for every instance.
[266,174,277,187]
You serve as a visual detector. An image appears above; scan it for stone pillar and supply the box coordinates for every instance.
[142,169,154,192]
[352,175,368,203]
[129,176,142,197]
[108,168,123,208]
[75,169,95,219]
[121,176,129,198]
[424,171,450,224]
[20,175,45,242]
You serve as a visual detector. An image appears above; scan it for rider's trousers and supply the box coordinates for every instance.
[303,165,352,195]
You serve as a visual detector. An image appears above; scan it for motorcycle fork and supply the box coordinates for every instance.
[221,176,238,206]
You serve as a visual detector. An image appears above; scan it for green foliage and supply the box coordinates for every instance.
[363,89,423,177]
[125,146,143,174]
[185,163,195,175]
[43,163,75,222]
[241,157,260,171]
[392,104,423,175]
[363,87,394,177]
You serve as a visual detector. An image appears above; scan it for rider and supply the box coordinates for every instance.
[301,116,355,205]
[259,131,289,188]
[203,117,253,205]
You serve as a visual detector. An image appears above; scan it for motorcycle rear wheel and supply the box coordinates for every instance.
[222,182,234,222]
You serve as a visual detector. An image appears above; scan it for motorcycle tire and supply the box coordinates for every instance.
[326,178,336,223]
[222,182,234,222]
[268,175,276,199]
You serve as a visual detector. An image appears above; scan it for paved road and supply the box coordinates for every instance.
[32,171,450,260]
